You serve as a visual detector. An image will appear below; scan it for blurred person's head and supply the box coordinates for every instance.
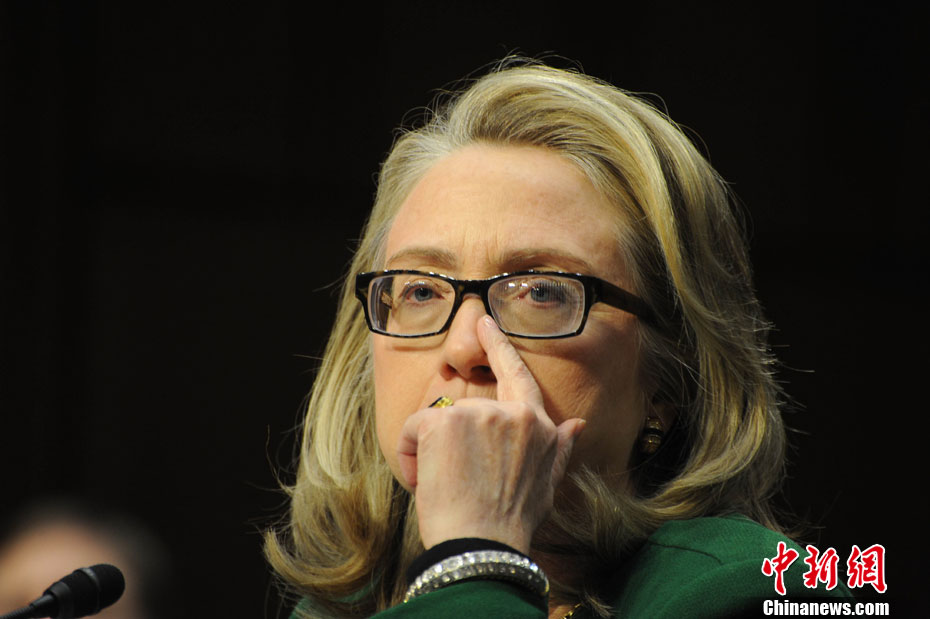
[0,499,171,619]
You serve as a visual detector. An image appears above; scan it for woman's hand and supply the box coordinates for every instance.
[396,316,586,554]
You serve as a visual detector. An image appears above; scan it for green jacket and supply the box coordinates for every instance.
[299,515,856,618]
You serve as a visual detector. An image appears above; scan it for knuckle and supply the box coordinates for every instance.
[509,362,533,382]
[511,401,536,422]
[475,404,502,427]
[439,406,467,426]
[505,403,541,437]
[420,407,457,433]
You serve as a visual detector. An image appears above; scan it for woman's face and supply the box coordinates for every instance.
[373,144,648,490]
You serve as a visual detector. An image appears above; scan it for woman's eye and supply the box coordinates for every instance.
[529,285,555,303]
[522,280,567,305]
[412,287,434,301]
[401,281,441,304]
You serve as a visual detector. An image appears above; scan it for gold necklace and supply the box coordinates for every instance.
[562,602,584,619]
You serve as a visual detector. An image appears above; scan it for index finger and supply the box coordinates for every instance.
[477,315,544,407]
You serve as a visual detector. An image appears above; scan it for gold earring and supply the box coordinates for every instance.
[640,416,665,455]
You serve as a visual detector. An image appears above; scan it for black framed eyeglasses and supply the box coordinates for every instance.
[355,269,654,339]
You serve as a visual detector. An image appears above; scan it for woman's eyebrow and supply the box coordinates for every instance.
[386,247,598,274]
[385,246,458,270]
[499,248,596,274]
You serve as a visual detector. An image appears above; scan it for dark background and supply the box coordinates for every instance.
[1,1,924,617]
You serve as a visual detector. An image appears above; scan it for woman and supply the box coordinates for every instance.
[265,60,852,618]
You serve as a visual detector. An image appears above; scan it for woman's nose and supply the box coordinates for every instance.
[441,296,494,381]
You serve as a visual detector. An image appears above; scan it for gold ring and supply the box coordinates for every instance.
[429,396,454,409]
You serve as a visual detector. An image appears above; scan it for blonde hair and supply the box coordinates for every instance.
[265,59,787,617]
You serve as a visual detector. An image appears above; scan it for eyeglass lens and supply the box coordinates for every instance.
[367,273,587,337]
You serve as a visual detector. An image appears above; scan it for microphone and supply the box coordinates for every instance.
[0,564,124,619]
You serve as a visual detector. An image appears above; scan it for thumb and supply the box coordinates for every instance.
[551,418,586,485]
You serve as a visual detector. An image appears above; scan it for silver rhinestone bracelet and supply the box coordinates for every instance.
[403,549,549,602]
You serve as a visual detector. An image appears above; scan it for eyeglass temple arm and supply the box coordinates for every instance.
[598,281,657,326]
